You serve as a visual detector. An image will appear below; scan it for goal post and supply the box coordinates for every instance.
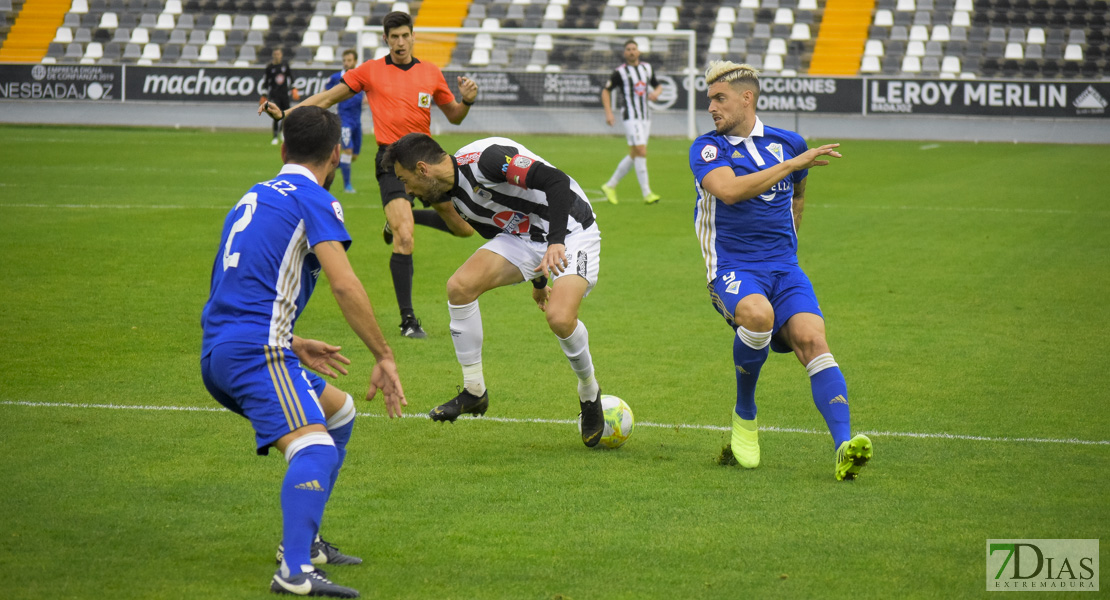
[357,26,699,140]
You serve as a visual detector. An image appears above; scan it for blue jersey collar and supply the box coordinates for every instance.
[722,116,765,147]
[279,163,321,186]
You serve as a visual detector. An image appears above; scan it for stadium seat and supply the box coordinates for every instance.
[659,6,677,23]
[902,54,922,72]
[334,0,352,17]
[469,48,490,66]
[713,22,732,38]
[708,37,728,54]
[74,28,92,43]
[314,0,331,15]
[178,45,198,62]
[910,25,929,41]
[764,53,784,71]
[155,13,175,29]
[861,54,882,72]
[875,9,894,27]
[865,39,884,56]
[237,45,257,63]
[83,42,104,63]
[142,42,161,60]
[55,27,74,43]
[774,8,794,25]
[303,30,321,46]
[767,37,787,54]
[896,0,916,10]
[1063,44,1083,60]
[187,29,205,45]
[951,11,970,27]
[1025,43,1043,59]
[620,6,639,22]
[131,28,150,44]
[790,24,810,39]
[251,14,269,30]
[907,40,925,56]
[100,12,119,28]
[931,24,950,41]
[71,0,89,14]
[1004,42,1023,58]
[112,27,130,43]
[308,15,327,31]
[198,44,218,61]
[1026,27,1045,45]
[314,45,335,62]
[925,40,943,55]
[344,16,363,31]
[207,29,226,45]
[941,54,961,73]
[717,6,736,23]
[211,14,230,31]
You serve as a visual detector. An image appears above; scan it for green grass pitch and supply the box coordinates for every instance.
[1,124,1107,599]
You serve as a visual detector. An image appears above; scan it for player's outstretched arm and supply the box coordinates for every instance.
[439,76,478,124]
[701,143,840,205]
[291,335,351,378]
[313,240,406,417]
[258,83,356,121]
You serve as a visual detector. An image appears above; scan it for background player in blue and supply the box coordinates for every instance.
[326,49,365,194]
[200,106,405,597]
[688,61,872,482]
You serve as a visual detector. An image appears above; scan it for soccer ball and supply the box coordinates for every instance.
[579,394,635,449]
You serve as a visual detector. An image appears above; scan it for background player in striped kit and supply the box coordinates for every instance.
[601,40,663,206]
[384,133,609,448]
[687,61,872,481]
[201,106,405,597]
[261,12,479,340]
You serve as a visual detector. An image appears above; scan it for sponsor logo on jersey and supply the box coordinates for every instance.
[473,186,493,201]
[634,80,647,96]
[701,144,718,162]
[726,280,742,294]
[732,150,743,159]
[331,200,345,223]
[501,155,511,173]
[457,152,481,165]
[418,92,432,108]
[576,250,588,278]
[766,143,784,163]
[513,155,533,169]
[493,211,529,234]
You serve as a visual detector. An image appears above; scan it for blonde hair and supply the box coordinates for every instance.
[704,61,761,98]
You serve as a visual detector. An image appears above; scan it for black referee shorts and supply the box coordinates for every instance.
[374,144,426,208]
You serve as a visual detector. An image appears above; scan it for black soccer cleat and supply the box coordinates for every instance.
[399,316,426,339]
[270,568,359,598]
[429,387,489,422]
[579,390,604,448]
[382,222,393,245]
[276,537,363,566]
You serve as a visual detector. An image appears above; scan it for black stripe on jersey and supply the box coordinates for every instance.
[455,163,595,242]
[612,62,655,121]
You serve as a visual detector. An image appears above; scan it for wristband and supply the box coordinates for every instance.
[462,98,475,106]
[532,276,548,289]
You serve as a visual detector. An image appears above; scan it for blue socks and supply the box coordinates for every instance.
[733,327,771,420]
[807,353,851,449]
[339,161,351,187]
[280,433,337,576]
[326,395,356,501]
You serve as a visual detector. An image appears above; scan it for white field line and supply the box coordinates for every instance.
[0,200,1094,217]
[2,400,1107,447]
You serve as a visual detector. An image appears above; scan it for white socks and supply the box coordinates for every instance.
[557,320,599,403]
[449,300,485,395]
[806,353,838,377]
[606,155,633,188]
[737,326,772,350]
[633,156,651,196]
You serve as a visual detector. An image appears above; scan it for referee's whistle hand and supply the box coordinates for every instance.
[457,76,478,102]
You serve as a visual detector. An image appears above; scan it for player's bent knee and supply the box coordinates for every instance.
[446,276,478,305]
[326,393,356,431]
[544,307,578,338]
[733,301,774,332]
[281,429,335,462]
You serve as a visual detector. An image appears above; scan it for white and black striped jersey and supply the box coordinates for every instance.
[441,137,596,245]
[605,62,660,121]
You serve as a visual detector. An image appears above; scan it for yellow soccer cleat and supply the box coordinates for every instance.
[601,184,619,205]
[835,434,873,481]
[730,413,760,468]
[643,192,661,205]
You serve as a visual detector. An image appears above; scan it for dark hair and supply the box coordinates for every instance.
[383,133,448,172]
[283,106,341,166]
[624,39,638,49]
[383,11,413,36]
[342,48,357,59]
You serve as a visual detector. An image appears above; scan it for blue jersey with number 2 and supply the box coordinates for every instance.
[201,164,351,357]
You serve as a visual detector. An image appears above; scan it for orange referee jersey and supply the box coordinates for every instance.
[342,56,455,146]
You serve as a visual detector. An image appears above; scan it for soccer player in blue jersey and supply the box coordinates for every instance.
[201,106,405,597]
[688,61,872,481]
[326,49,365,194]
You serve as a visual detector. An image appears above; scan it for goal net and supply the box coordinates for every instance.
[356,26,698,139]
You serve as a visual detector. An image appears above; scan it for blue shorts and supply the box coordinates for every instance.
[201,342,328,455]
[341,122,362,155]
[708,264,823,354]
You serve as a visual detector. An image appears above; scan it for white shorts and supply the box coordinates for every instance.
[481,223,602,296]
[622,118,651,147]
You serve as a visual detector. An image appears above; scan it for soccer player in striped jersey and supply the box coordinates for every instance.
[325,49,365,194]
[601,40,663,206]
[260,11,479,340]
[384,133,608,448]
[688,61,872,481]
[201,107,405,597]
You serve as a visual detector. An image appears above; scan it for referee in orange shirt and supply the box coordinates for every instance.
[261,11,478,339]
